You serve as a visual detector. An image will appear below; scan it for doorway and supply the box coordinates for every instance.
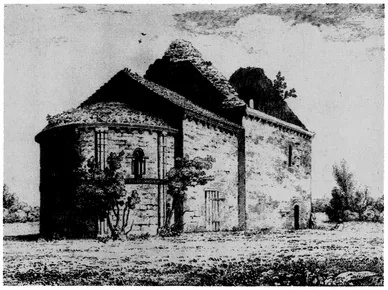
[205,190,220,231]
[294,205,300,230]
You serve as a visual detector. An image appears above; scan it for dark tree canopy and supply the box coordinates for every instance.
[273,71,298,100]
[229,67,307,129]
[326,160,382,223]
[229,67,277,103]
[75,151,140,240]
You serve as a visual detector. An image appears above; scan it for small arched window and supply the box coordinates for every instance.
[249,99,254,108]
[131,148,147,178]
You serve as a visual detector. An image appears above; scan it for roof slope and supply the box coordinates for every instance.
[162,39,246,108]
[79,69,241,130]
[123,69,240,128]
[44,102,171,131]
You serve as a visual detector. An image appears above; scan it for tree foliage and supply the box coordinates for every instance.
[229,67,306,129]
[3,184,40,223]
[326,160,382,223]
[3,184,18,209]
[160,155,215,236]
[312,197,330,213]
[75,151,140,240]
[273,71,298,100]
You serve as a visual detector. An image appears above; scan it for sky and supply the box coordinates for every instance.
[4,4,384,206]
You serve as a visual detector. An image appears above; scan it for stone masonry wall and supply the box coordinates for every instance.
[182,118,239,232]
[78,127,175,235]
[243,117,312,230]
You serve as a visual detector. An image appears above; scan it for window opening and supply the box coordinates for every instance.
[288,144,293,167]
[95,128,107,170]
[131,148,147,178]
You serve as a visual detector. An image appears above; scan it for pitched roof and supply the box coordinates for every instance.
[164,39,246,108]
[78,69,242,131]
[122,69,241,130]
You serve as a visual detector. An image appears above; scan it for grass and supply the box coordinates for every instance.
[3,221,384,286]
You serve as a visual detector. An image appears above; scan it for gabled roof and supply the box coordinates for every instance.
[122,69,241,130]
[163,39,246,108]
[80,69,242,131]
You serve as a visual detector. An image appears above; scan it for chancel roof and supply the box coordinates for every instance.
[44,102,171,130]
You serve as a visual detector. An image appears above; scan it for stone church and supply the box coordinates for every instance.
[35,40,314,238]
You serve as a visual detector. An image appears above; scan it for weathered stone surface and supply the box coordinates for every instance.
[243,117,312,230]
[183,119,239,232]
[79,129,174,181]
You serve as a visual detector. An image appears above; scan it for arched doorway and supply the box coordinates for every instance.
[294,205,300,230]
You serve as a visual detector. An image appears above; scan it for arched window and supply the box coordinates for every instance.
[249,99,254,108]
[131,148,147,178]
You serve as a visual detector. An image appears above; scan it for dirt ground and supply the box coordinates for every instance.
[3,221,383,285]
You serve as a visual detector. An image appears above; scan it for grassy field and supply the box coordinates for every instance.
[3,221,383,286]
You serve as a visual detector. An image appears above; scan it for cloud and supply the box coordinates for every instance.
[58,4,132,16]
[173,4,384,43]
[59,5,87,14]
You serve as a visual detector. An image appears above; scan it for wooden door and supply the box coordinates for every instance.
[205,190,220,231]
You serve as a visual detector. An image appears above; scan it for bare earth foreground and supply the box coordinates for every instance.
[3,222,383,286]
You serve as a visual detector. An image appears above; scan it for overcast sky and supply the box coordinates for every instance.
[4,4,384,206]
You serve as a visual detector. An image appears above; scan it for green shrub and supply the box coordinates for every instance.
[158,224,183,237]
[127,232,150,241]
[343,210,359,221]
[326,161,383,222]
[312,197,329,213]
[3,185,40,223]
